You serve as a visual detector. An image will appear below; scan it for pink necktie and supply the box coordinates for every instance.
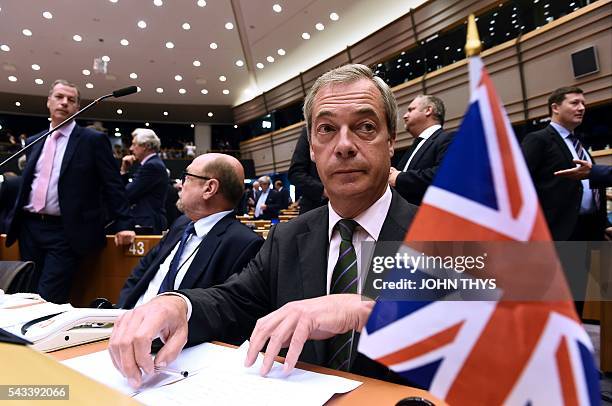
[31,132,61,212]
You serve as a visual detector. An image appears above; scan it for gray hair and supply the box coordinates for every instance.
[131,128,161,152]
[257,175,271,184]
[303,64,397,139]
[49,79,81,104]
[417,95,446,126]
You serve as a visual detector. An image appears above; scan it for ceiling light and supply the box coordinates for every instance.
[222,89,229,95]
[120,39,129,46]
[225,22,234,30]
[266,56,274,63]
[31,64,40,70]
[136,86,142,92]
[272,4,282,13]
[102,55,110,62]
[15,101,21,107]
[114,132,121,137]
[153,0,163,6]
[42,11,53,19]
[73,34,82,42]
[190,124,195,128]
[329,12,339,21]
[277,48,285,56]
[233,125,238,129]
[145,122,150,126]
[301,32,310,40]
[137,20,147,29]
[174,74,182,81]
[256,62,264,69]
[8,76,17,82]
[197,0,206,6]
[193,60,201,67]
[207,112,214,117]
[156,87,164,93]
[219,75,226,81]
[129,72,138,79]
[82,69,91,75]
[182,22,191,30]
[163,111,168,116]
[315,23,324,31]
[35,78,44,85]
[22,29,33,36]
[166,41,174,49]
[235,60,244,67]
[200,89,208,94]
[0,45,10,52]
[179,88,186,94]
[86,83,94,88]
[116,109,123,114]
[209,42,217,49]
[109,0,118,3]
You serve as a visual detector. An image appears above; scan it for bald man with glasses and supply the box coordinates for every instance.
[117,153,263,309]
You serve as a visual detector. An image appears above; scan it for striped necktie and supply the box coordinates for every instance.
[327,219,359,371]
[568,133,600,210]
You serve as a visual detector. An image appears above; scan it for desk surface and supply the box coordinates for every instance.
[50,340,445,406]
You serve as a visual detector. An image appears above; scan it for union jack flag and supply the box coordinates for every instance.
[358,57,600,405]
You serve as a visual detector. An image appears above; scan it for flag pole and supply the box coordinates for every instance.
[465,14,482,57]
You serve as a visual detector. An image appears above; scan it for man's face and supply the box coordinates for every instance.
[177,159,206,214]
[47,84,79,124]
[252,182,260,192]
[309,79,394,208]
[260,181,270,192]
[553,93,586,130]
[402,96,429,138]
[129,138,148,162]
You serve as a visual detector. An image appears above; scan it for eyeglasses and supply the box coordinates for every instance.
[180,171,211,184]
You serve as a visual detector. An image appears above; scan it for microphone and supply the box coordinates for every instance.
[0,86,139,169]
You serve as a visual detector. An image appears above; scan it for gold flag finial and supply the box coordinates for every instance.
[465,14,482,57]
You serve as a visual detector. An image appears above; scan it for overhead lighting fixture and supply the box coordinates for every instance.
[22,29,33,36]
[225,22,234,30]
[301,32,310,40]
[73,34,82,42]
[15,101,21,107]
[129,72,138,79]
[197,0,206,6]
[156,87,164,93]
[179,88,186,94]
[35,78,44,85]
[145,122,150,126]
[222,89,229,95]
[163,111,169,116]
[207,112,214,117]
[31,64,40,70]
[86,82,94,88]
[233,125,238,129]
[82,69,91,75]
[329,12,339,21]
[235,59,244,67]
[120,39,129,46]
[102,55,111,62]
[277,48,285,56]
[219,75,226,81]
[165,41,174,49]
[136,86,142,92]
[114,132,121,137]
[109,0,118,3]
[174,74,182,81]
[200,89,208,94]
[256,62,264,69]
[137,20,147,29]
[116,109,123,114]
[42,11,53,19]
[272,4,282,13]
[8,75,17,82]
[266,56,274,63]
[193,60,201,67]
[0,45,10,52]
[315,23,324,31]
[209,42,218,49]
[182,22,191,30]
[153,0,163,6]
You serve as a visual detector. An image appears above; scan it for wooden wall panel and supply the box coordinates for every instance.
[264,77,304,112]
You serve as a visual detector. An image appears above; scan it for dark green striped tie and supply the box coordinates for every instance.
[327,219,359,371]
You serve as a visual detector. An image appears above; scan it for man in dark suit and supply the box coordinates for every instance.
[6,79,134,303]
[120,129,168,234]
[521,86,608,241]
[253,176,281,220]
[109,64,418,388]
[388,95,453,205]
[118,153,263,309]
[274,180,291,210]
[288,127,328,214]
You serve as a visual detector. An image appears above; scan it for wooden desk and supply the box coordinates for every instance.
[50,341,445,405]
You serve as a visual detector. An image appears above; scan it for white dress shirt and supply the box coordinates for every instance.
[255,189,270,218]
[134,209,233,307]
[549,122,595,213]
[24,121,76,215]
[402,124,442,171]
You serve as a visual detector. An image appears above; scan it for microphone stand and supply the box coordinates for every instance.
[0,92,116,170]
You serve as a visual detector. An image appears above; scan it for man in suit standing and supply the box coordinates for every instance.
[388,95,453,205]
[521,87,608,241]
[274,180,291,210]
[120,129,169,234]
[109,63,419,387]
[6,79,134,303]
[253,176,281,220]
[118,153,263,309]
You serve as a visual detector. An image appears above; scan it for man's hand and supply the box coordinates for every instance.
[260,204,267,212]
[120,155,136,175]
[244,294,374,376]
[388,167,400,187]
[108,295,189,388]
[114,230,136,246]
[554,159,592,180]
[605,227,612,241]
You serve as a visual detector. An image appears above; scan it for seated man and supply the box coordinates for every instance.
[109,64,418,387]
[117,153,264,309]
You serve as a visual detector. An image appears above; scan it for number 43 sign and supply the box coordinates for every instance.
[124,239,151,257]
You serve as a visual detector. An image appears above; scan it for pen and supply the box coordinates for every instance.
[153,366,189,378]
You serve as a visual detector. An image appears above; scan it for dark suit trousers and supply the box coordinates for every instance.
[18,216,80,303]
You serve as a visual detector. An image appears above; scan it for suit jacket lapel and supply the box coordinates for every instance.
[547,125,575,165]
[60,125,83,177]
[406,128,441,170]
